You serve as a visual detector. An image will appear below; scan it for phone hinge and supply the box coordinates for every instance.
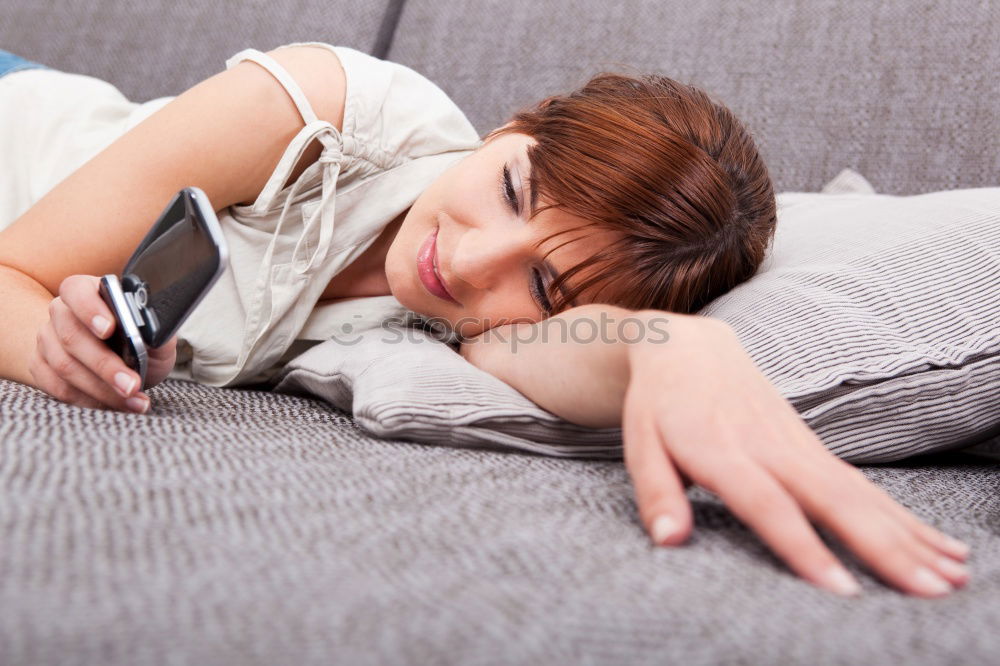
[123,291,147,329]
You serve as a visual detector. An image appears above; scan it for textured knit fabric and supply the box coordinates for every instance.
[1,376,998,666]
[388,0,1000,195]
[0,1,394,101]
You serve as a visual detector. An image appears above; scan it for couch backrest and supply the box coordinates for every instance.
[0,0,394,100]
[3,0,997,195]
[388,0,1000,195]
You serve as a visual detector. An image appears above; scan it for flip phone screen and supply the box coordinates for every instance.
[122,190,224,347]
[99,187,228,388]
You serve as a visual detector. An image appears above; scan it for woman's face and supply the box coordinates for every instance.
[385,130,618,338]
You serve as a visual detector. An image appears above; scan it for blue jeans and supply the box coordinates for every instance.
[0,49,49,78]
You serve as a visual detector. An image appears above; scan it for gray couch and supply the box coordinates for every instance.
[1,2,998,664]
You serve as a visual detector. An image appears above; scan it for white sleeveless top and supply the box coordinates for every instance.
[0,42,484,387]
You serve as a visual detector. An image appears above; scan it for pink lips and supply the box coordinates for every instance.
[417,228,459,304]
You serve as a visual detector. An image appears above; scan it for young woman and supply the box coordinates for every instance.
[0,44,971,599]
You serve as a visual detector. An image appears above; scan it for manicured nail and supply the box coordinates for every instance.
[115,372,137,397]
[651,515,678,544]
[126,396,149,414]
[92,315,111,337]
[821,565,862,597]
[913,566,952,596]
[943,536,971,557]
[936,557,970,580]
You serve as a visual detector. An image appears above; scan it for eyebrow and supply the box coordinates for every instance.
[519,156,578,309]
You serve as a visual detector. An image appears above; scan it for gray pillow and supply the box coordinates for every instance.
[272,170,1000,463]
[700,176,1000,462]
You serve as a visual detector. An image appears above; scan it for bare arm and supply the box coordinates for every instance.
[0,44,346,394]
[459,303,681,428]
[459,304,972,599]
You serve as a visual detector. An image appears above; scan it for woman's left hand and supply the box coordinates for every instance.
[621,313,972,598]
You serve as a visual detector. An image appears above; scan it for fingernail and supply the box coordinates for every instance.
[936,557,970,580]
[913,566,952,596]
[943,536,971,557]
[92,315,111,337]
[651,515,678,545]
[125,396,149,414]
[115,372,137,397]
[821,565,862,597]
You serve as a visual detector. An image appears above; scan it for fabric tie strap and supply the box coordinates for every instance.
[235,119,344,370]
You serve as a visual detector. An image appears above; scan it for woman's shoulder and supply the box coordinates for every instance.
[286,42,483,163]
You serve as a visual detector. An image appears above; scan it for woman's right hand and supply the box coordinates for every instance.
[622,312,971,598]
[28,274,177,413]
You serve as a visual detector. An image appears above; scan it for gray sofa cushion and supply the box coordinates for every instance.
[1,375,997,666]
[272,173,1000,464]
[389,0,1000,195]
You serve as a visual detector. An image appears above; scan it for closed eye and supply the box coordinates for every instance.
[502,164,520,215]
[502,163,551,313]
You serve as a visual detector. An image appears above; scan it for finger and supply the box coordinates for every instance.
[678,469,694,490]
[772,448,960,597]
[697,456,864,597]
[38,321,147,412]
[877,511,972,589]
[793,470,970,597]
[822,506,960,597]
[906,528,971,589]
[59,274,116,339]
[148,334,177,360]
[28,350,106,410]
[622,401,693,546]
[48,298,143,401]
[772,411,972,563]
[834,459,971,562]
[146,335,177,379]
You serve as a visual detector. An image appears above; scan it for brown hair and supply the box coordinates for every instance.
[483,73,777,315]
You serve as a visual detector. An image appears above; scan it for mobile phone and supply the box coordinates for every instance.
[98,187,229,389]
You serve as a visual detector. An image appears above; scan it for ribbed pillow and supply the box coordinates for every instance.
[698,176,1000,462]
[273,171,1000,463]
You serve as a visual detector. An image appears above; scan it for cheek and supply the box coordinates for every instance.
[385,218,423,285]
[475,289,543,328]
[392,201,434,260]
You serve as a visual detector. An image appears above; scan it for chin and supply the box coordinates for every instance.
[394,289,432,319]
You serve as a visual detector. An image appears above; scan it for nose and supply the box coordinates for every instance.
[450,225,532,291]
